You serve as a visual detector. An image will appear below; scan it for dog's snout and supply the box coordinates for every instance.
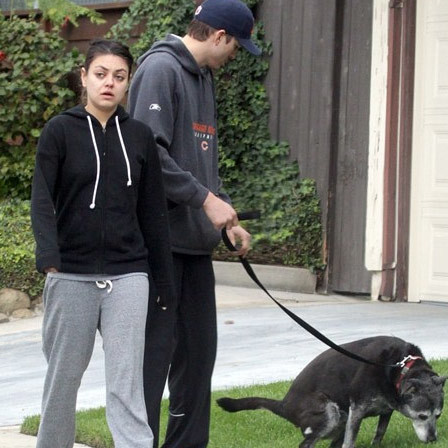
[412,419,439,443]
[416,426,437,443]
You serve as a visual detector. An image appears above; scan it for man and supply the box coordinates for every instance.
[128,0,261,446]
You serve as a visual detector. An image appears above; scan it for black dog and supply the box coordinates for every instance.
[217,336,446,448]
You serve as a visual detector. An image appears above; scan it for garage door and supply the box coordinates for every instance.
[409,0,448,302]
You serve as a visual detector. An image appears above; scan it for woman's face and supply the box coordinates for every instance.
[81,54,130,117]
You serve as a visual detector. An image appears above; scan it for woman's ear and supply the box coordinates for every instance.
[80,67,87,88]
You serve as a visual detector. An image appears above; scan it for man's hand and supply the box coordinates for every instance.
[44,267,58,274]
[225,225,251,258]
[203,192,238,230]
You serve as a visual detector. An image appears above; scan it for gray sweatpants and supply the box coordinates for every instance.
[36,272,153,448]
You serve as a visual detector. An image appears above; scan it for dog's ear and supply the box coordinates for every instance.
[401,378,420,396]
[432,375,447,388]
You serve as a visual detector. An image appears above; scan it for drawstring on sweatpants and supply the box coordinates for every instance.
[96,280,113,293]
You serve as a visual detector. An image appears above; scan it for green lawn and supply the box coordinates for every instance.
[22,359,448,447]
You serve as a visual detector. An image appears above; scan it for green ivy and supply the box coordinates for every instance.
[0,1,324,275]
[0,14,83,199]
[0,200,44,298]
[9,0,105,28]
[36,0,105,28]
[109,0,324,271]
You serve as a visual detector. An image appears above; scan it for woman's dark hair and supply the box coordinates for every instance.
[84,39,134,78]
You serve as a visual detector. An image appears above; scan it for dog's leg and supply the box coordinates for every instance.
[342,404,365,448]
[298,435,318,448]
[371,412,392,445]
[329,433,344,448]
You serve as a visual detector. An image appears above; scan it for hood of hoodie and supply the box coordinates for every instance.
[62,104,130,124]
[137,34,203,77]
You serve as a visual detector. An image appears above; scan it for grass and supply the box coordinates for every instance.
[22,359,448,447]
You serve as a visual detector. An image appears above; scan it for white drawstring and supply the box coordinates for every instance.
[87,115,101,210]
[115,116,132,187]
[87,115,132,210]
[96,280,113,293]
[169,411,186,417]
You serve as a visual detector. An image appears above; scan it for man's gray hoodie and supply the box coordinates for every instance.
[128,34,230,255]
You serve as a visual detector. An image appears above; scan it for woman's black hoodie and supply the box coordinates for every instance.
[31,104,173,303]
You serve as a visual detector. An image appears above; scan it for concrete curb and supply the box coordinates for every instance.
[0,425,89,447]
[213,261,316,294]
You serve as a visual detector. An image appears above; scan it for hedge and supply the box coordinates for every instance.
[110,0,325,271]
[0,200,44,298]
[0,14,82,200]
[0,1,325,298]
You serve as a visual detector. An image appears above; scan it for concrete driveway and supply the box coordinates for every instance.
[1,285,447,428]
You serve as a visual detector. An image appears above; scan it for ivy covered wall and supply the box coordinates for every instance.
[109,0,324,271]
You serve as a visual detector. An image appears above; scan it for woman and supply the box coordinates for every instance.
[31,39,173,448]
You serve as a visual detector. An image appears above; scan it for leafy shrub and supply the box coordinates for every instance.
[0,0,324,298]
[36,0,105,28]
[0,200,44,298]
[110,0,324,271]
[0,6,104,293]
[0,14,82,199]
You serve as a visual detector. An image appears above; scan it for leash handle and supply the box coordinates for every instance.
[222,214,396,369]
[237,210,261,221]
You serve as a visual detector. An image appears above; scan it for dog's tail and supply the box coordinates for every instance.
[217,396,287,419]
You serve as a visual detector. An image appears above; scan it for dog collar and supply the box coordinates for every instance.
[396,355,423,391]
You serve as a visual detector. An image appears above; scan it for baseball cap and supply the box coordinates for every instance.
[194,0,262,56]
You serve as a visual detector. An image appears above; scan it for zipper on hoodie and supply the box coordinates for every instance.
[102,127,106,152]
[98,125,107,273]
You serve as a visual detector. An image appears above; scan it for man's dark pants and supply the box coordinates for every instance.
[144,253,217,448]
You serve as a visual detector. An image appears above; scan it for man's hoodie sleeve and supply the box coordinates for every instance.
[128,54,209,209]
[31,121,61,273]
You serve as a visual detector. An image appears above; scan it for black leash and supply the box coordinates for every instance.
[223,211,398,369]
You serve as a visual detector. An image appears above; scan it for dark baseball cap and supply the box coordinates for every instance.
[194,0,262,56]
